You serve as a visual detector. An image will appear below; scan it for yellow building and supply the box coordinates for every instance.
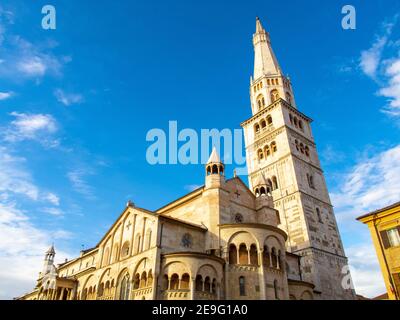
[357,202,400,300]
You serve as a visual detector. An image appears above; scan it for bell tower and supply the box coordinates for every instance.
[242,18,355,300]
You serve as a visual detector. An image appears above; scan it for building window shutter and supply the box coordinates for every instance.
[380,230,390,249]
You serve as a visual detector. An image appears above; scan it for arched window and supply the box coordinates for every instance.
[300,143,305,154]
[121,241,130,258]
[256,94,265,110]
[267,115,273,126]
[145,229,152,251]
[255,188,260,197]
[239,244,248,265]
[146,270,153,287]
[181,274,190,290]
[195,275,203,291]
[295,140,299,151]
[206,165,211,175]
[229,244,238,264]
[308,174,315,189]
[255,124,260,134]
[264,145,271,157]
[270,89,279,103]
[271,248,278,268]
[289,114,293,124]
[258,149,264,160]
[133,273,140,289]
[299,120,303,130]
[250,244,258,265]
[119,273,131,300]
[305,146,310,157]
[81,288,88,300]
[272,176,278,190]
[274,280,279,300]
[261,120,267,128]
[239,276,246,296]
[204,277,211,292]
[316,208,323,223]
[105,281,110,296]
[98,283,104,297]
[271,141,277,153]
[294,117,298,127]
[212,164,218,174]
[286,92,292,105]
[260,187,266,196]
[140,271,147,288]
[276,210,281,224]
[263,246,270,266]
[162,275,169,290]
[212,279,217,294]
[170,274,179,290]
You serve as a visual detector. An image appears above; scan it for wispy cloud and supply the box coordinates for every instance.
[0,144,70,299]
[0,201,72,300]
[54,89,84,106]
[0,146,61,204]
[331,144,400,222]
[0,91,13,100]
[3,112,59,147]
[0,7,69,82]
[359,15,400,117]
[331,144,400,297]
[67,169,95,199]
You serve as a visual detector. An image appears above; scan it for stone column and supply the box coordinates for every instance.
[258,250,266,300]
[190,279,196,300]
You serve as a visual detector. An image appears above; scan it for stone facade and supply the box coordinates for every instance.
[17,17,355,301]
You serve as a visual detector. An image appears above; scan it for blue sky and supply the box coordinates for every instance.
[1,0,400,299]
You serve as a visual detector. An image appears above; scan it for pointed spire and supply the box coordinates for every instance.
[255,173,267,187]
[253,17,282,79]
[255,17,265,33]
[46,245,55,255]
[207,147,221,164]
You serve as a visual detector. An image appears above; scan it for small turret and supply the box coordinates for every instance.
[205,147,225,189]
[42,245,55,276]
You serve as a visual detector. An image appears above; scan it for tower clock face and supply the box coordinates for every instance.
[181,233,193,248]
[235,214,244,223]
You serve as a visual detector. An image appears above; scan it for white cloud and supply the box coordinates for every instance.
[67,169,95,199]
[347,243,386,298]
[379,58,400,116]
[0,91,13,100]
[43,193,60,206]
[331,144,400,222]
[0,201,72,300]
[54,89,84,106]
[331,145,400,297]
[0,11,68,81]
[3,112,58,146]
[360,36,388,79]
[42,207,63,216]
[359,16,400,117]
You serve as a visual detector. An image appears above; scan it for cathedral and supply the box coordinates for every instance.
[18,18,355,301]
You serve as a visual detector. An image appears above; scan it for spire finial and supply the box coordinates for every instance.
[255,16,265,33]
